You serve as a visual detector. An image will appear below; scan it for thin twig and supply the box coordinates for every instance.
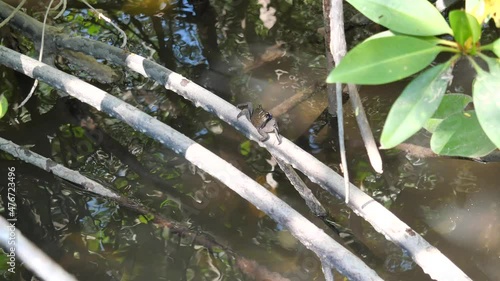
[80,0,127,48]
[53,0,67,19]
[16,0,56,109]
[347,83,383,173]
[0,0,26,28]
[0,217,77,281]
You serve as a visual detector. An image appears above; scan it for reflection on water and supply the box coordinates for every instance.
[2,0,500,280]
[342,85,500,280]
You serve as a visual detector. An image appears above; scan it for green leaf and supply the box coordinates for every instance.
[473,64,500,148]
[138,214,154,224]
[346,0,452,36]
[0,95,8,119]
[449,10,481,47]
[424,94,472,132]
[327,36,444,85]
[492,38,500,57]
[240,140,251,156]
[432,94,472,118]
[431,111,496,157]
[486,57,500,71]
[380,62,453,149]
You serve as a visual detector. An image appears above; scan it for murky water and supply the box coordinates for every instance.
[1,0,499,280]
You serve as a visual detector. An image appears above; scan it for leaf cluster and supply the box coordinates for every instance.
[327,0,500,157]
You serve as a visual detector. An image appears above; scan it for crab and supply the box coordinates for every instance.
[237,102,282,144]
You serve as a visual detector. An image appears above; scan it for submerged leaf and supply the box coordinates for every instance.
[347,0,452,36]
[449,10,481,47]
[424,94,472,132]
[0,95,8,119]
[492,38,500,57]
[327,36,444,85]
[380,62,453,149]
[431,111,496,157]
[473,64,500,148]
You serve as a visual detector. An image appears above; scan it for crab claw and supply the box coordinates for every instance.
[236,102,253,120]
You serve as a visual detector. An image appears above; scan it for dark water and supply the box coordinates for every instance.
[0,0,499,280]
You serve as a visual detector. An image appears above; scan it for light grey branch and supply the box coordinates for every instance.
[328,0,383,175]
[79,0,127,47]
[17,0,56,109]
[0,216,77,281]
[322,261,335,281]
[347,83,383,173]
[0,0,25,28]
